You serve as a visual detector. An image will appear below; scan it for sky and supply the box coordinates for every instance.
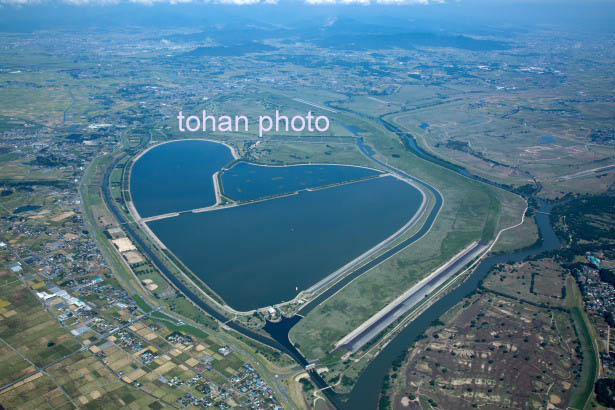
[1,0,612,8]
[0,0,614,34]
[0,0,444,4]
[9,0,607,6]
[0,0,444,5]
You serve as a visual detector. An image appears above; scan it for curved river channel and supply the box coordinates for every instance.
[103,126,562,410]
[341,199,560,409]
[265,131,561,409]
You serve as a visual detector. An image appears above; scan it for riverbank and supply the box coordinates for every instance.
[128,138,429,314]
[340,199,560,409]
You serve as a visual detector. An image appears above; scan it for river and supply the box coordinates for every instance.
[342,199,560,409]
[338,123,560,409]
[109,127,561,410]
[264,132,560,409]
[265,122,561,409]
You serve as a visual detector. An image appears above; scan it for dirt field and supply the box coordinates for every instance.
[482,258,568,308]
[386,292,583,410]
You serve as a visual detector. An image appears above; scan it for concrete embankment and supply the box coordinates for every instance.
[335,240,489,353]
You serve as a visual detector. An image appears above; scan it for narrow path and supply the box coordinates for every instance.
[63,86,76,125]
[294,137,444,318]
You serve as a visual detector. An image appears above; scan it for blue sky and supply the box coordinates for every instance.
[0,0,444,6]
[1,0,614,35]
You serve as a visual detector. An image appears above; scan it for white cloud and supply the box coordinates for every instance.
[61,0,120,5]
[317,0,357,3]
[376,0,444,4]
[216,0,262,4]
[305,0,441,4]
[0,0,42,5]
[305,0,370,4]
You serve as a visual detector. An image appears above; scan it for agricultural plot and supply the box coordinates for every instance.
[0,275,81,368]
[388,94,615,198]
[482,258,568,308]
[0,270,163,410]
[290,107,528,363]
[0,339,34,387]
[0,371,75,410]
[47,351,162,410]
[385,292,582,410]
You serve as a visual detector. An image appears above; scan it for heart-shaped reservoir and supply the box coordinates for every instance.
[130,139,424,311]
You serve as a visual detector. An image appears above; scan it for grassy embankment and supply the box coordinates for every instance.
[81,150,300,406]
[567,277,599,410]
[290,106,528,375]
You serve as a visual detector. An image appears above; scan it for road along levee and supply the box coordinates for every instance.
[335,240,489,353]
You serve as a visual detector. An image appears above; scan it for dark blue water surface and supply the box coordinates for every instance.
[220,162,381,202]
[148,176,423,311]
[13,205,41,214]
[341,200,560,410]
[130,140,235,218]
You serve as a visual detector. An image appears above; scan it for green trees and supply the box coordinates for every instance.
[594,378,615,407]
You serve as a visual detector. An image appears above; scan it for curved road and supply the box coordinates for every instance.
[101,155,294,354]
[101,129,447,410]
[106,102,528,409]
[294,137,444,317]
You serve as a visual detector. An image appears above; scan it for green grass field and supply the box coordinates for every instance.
[567,279,599,410]
[290,100,528,362]
[0,276,81,368]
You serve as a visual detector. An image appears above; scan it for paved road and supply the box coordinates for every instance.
[559,164,615,180]
[339,241,488,353]
[100,155,294,350]
[303,175,429,297]
[98,152,302,410]
[295,137,444,317]
[99,134,445,410]
[0,309,153,394]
